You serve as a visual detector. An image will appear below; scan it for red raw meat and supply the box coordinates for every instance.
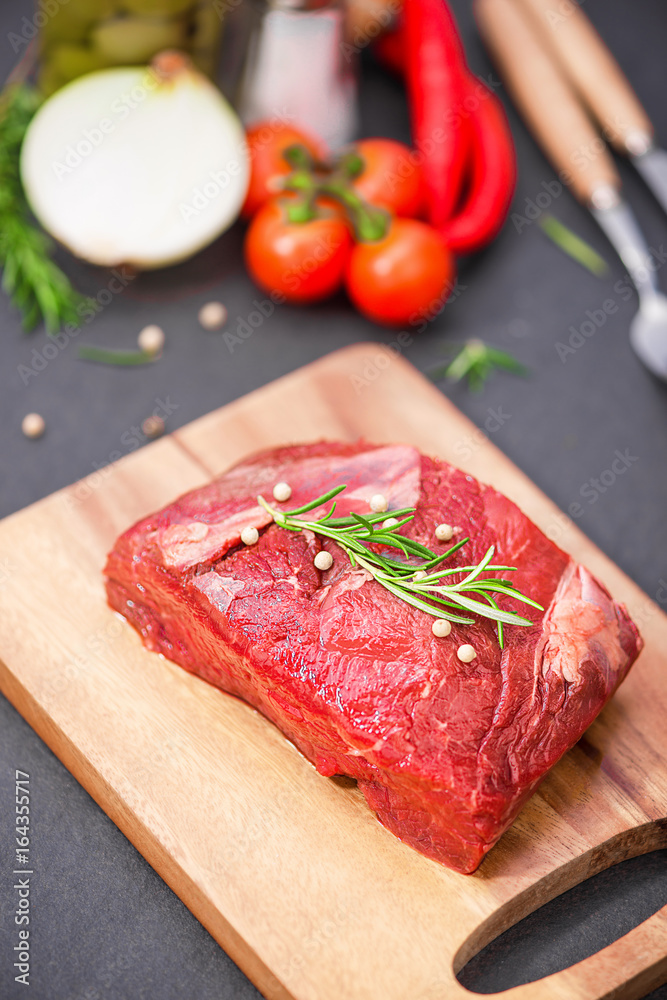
[105,441,642,873]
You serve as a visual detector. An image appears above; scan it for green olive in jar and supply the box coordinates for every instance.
[122,0,194,13]
[91,15,188,64]
[48,43,111,82]
[40,0,117,47]
[38,62,66,97]
[191,5,223,75]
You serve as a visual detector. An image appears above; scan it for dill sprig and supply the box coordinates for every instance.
[258,486,542,648]
[0,84,85,334]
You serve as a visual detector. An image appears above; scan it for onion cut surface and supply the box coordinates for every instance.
[20,54,249,269]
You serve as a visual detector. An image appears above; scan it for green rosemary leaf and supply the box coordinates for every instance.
[381,515,415,532]
[276,485,347,518]
[385,535,436,560]
[484,347,530,376]
[482,592,504,650]
[380,576,474,625]
[472,581,544,610]
[431,339,529,393]
[438,589,533,627]
[417,539,469,570]
[449,545,496,589]
[319,501,338,521]
[350,512,377,535]
[77,345,156,366]
[258,485,543,647]
[539,214,609,277]
[372,535,412,558]
[326,506,416,529]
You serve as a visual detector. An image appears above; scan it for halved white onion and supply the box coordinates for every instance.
[21,52,249,269]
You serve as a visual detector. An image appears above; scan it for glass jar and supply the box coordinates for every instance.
[39,0,224,96]
[219,0,358,150]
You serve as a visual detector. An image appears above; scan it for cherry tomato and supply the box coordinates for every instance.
[242,122,325,220]
[351,138,424,218]
[244,199,353,304]
[345,218,454,327]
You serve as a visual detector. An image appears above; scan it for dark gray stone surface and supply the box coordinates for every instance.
[1,0,666,997]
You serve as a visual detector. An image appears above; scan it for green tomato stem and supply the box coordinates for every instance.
[318,180,389,242]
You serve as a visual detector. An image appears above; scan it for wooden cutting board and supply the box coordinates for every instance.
[1,344,667,1000]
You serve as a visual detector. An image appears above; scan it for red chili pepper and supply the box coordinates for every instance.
[438,77,517,254]
[403,0,471,227]
[372,19,407,78]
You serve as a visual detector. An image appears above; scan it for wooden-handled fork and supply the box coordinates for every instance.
[475,0,667,378]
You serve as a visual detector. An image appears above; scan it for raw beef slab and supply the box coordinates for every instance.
[105,441,642,873]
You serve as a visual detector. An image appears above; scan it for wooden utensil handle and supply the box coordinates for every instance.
[475,0,621,205]
[514,0,654,155]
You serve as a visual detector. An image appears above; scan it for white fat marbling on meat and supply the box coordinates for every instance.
[538,564,623,688]
[158,505,272,570]
[193,573,248,612]
[315,568,373,609]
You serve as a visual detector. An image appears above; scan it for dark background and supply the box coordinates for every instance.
[1,0,667,997]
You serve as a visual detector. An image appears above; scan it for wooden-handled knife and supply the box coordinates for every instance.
[474,0,620,207]
[513,0,667,215]
[475,0,667,379]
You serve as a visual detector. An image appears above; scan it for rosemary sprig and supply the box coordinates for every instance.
[77,345,157,366]
[0,84,85,334]
[258,486,542,648]
[539,214,609,277]
[431,339,529,392]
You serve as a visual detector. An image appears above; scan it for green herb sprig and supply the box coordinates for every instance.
[0,84,85,333]
[77,345,157,366]
[258,486,542,648]
[539,215,609,277]
[431,338,529,392]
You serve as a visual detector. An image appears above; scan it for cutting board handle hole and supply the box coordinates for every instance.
[455,844,667,993]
